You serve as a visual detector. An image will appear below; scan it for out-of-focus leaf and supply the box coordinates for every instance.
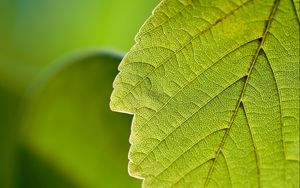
[21,50,139,188]
[111,0,299,187]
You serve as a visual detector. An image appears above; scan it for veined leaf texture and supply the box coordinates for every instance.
[111,0,299,187]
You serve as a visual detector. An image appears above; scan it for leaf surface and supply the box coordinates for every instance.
[111,0,300,187]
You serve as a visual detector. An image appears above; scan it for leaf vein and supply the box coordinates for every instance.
[242,102,261,188]
[262,49,286,159]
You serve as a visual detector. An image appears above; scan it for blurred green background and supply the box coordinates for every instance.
[0,0,159,187]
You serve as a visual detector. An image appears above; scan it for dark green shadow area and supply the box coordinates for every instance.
[14,146,77,188]
[0,85,21,188]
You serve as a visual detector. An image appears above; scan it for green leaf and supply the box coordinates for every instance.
[110,0,299,187]
[22,50,140,188]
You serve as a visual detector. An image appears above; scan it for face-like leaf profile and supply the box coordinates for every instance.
[22,51,140,188]
[111,0,299,187]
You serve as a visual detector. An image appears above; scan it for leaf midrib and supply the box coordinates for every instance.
[203,0,280,187]
[132,0,278,181]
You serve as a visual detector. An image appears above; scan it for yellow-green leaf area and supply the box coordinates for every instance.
[111,0,300,187]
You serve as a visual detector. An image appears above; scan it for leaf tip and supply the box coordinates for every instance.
[128,161,144,180]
